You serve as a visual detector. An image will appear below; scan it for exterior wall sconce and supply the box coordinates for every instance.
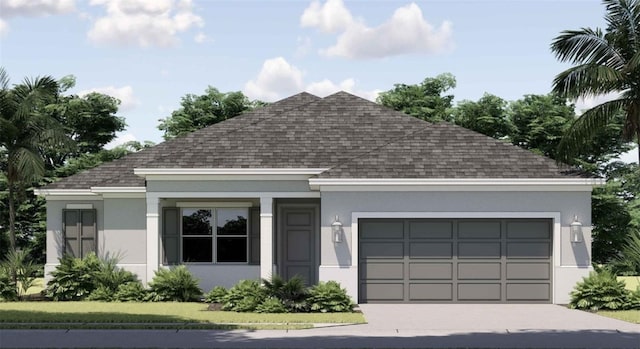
[332,215,343,243]
[570,215,583,243]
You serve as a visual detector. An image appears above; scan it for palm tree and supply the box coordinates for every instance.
[551,0,640,164]
[0,68,68,253]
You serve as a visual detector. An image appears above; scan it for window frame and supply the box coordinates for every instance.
[179,206,249,264]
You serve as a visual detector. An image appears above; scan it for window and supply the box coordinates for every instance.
[181,208,248,263]
[63,209,97,258]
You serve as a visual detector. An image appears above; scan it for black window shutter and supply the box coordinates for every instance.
[162,208,180,265]
[249,207,261,265]
[63,209,96,258]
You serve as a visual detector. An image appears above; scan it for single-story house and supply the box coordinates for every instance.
[36,91,600,304]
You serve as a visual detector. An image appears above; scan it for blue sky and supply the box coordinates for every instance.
[0,0,635,162]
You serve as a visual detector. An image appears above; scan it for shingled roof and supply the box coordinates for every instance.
[47,91,578,189]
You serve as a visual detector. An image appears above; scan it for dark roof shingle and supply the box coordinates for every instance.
[46,91,577,189]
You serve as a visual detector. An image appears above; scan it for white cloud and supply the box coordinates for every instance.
[300,0,353,33]
[0,0,75,18]
[301,1,453,59]
[244,57,304,101]
[0,19,8,37]
[574,92,620,115]
[0,0,75,35]
[87,0,204,48]
[194,32,207,43]
[105,133,138,150]
[79,85,139,111]
[244,57,379,102]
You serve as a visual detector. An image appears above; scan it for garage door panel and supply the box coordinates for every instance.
[458,242,501,259]
[507,221,550,239]
[410,242,452,259]
[458,283,501,301]
[409,283,453,301]
[458,262,501,280]
[409,262,452,280]
[409,221,453,239]
[507,242,550,259]
[361,262,404,280]
[359,218,552,303]
[362,283,404,301]
[506,262,550,280]
[361,242,404,259]
[458,221,501,239]
[360,221,403,239]
[506,283,550,301]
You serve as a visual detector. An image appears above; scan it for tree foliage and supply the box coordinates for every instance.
[377,73,456,122]
[0,68,69,253]
[158,87,262,140]
[453,93,512,139]
[551,0,640,163]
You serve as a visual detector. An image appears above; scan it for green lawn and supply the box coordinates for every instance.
[598,310,640,324]
[0,302,365,328]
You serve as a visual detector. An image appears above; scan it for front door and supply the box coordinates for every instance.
[278,203,319,285]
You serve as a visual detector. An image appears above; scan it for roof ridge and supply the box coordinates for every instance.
[142,93,323,168]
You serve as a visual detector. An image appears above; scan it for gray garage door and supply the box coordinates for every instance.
[359,219,552,303]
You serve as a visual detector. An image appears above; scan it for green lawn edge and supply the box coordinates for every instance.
[0,301,365,325]
[597,310,640,324]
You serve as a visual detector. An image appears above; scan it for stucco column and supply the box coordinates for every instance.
[260,196,274,279]
[145,194,160,285]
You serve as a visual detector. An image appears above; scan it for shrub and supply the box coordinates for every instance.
[114,281,147,302]
[2,249,38,299]
[148,266,202,302]
[569,271,632,311]
[87,285,114,301]
[45,253,102,301]
[94,257,137,294]
[256,297,287,313]
[0,269,18,301]
[262,275,308,312]
[307,281,354,313]
[204,286,228,303]
[222,280,266,312]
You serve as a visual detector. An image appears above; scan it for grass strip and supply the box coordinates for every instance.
[0,322,311,330]
[0,302,365,324]
[597,310,640,324]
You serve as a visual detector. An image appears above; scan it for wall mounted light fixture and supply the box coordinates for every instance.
[332,215,343,243]
[570,215,583,243]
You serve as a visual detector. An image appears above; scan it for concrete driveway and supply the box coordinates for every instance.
[0,304,638,348]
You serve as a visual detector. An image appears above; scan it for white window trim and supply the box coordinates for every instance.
[177,202,253,208]
[350,211,562,304]
[180,207,249,265]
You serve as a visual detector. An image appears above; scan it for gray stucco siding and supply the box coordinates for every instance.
[103,198,147,264]
[319,191,592,267]
[147,180,311,192]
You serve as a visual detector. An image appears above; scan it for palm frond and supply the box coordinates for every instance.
[626,50,640,73]
[12,76,58,122]
[551,28,626,69]
[10,147,45,183]
[557,98,628,162]
[552,64,626,98]
[604,0,640,50]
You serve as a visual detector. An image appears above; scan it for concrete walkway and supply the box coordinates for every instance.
[0,305,638,348]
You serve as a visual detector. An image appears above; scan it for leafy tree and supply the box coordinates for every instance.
[453,93,513,139]
[508,94,576,159]
[377,73,456,122]
[551,0,640,164]
[44,75,125,168]
[0,68,70,253]
[158,87,261,140]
